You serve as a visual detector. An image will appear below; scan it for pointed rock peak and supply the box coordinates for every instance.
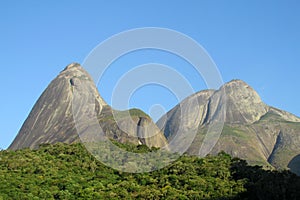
[60,63,88,75]
[217,79,268,124]
[221,79,260,98]
[58,63,94,84]
[227,79,248,85]
[222,79,253,89]
[9,63,107,150]
[62,63,84,72]
[60,63,89,74]
[9,63,168,150]
[64,62,81,71]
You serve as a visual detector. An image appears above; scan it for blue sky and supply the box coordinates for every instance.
[0,1,300,149]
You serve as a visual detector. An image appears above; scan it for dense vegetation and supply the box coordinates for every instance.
[0,143,299,199]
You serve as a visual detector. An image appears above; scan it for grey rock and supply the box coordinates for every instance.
[158,79,300,175]
[9,63,167,150]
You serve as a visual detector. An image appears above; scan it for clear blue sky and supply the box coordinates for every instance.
[0,1,300,149]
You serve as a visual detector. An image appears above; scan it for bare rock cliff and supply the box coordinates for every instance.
[157,79,300,175]
[9,63,167,150]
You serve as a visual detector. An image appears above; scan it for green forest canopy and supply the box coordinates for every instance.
[0,142,299,200]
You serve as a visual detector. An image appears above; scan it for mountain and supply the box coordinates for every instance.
[9,63,300,175]
[9,63,167,150]
[157,79,300,175]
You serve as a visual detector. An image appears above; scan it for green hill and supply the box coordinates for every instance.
[0,143,300,199]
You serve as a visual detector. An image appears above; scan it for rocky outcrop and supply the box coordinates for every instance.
[157,79,300,175]
[9,63,300,175]
[9,63,167,150]
[157,89,215,140]
[97,107,167,148]
[218,80,268,124]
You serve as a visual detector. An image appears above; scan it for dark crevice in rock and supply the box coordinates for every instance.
[267,131,282,164]
[70,79,75,86]
[203,99,211,124]
[137,117,146,145]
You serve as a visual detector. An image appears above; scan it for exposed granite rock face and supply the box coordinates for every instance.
[137,117,167,148]
[158,79,300,175]
[217,80,268,124]
[9,63,300,175]
[9,63,167,150]
[97,107,167,148]
[157,89,215,140]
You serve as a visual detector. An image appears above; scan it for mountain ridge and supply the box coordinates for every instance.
[157,79,300,175]
[9,63,167,150]
[8,63,300,175]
